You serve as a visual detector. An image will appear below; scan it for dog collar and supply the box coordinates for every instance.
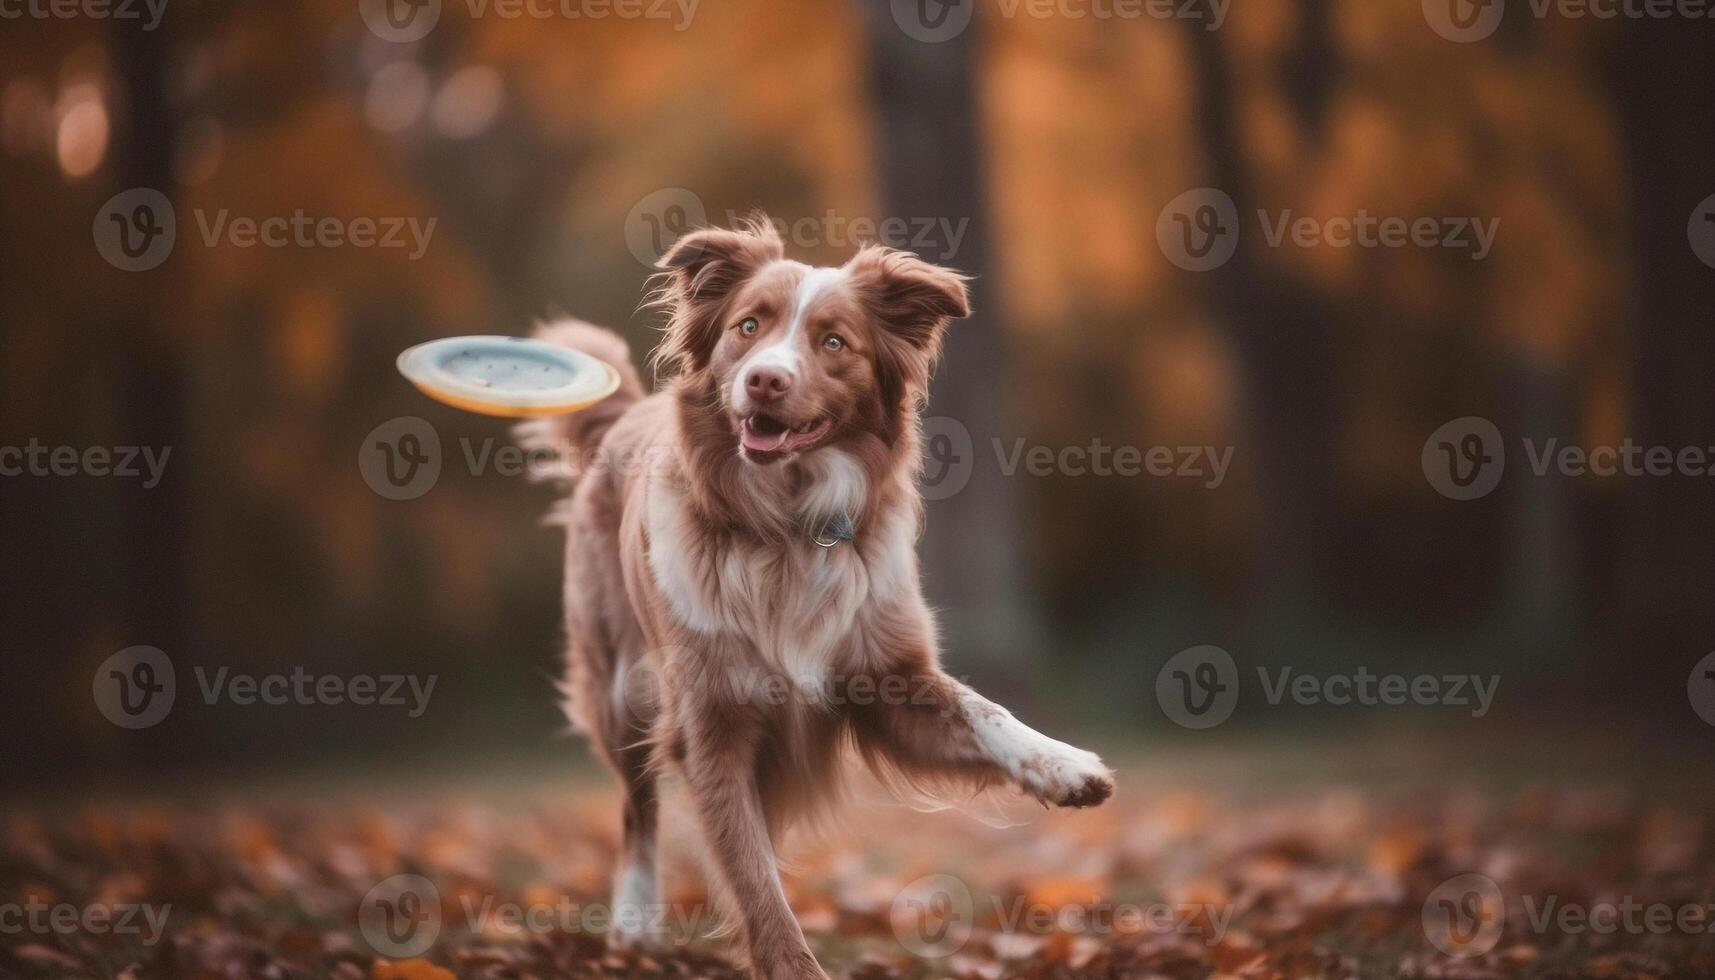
[811,512,855,549]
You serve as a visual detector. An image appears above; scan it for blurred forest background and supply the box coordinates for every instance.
[3,0,1714,795]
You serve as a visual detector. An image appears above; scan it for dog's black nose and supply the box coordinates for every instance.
[745,367,792,401]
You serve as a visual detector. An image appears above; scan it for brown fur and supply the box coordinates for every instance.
[527,220,1113,979]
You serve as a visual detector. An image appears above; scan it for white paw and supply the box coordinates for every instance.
[1014,742,1114,808]
[607,907,671,951]
[607,864,667,950]
[607,927,670,952]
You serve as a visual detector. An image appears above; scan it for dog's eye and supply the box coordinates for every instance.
[738,317,759,336]
[823,334,845,352]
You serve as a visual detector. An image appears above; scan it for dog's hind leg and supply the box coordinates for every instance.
[564,612,663,946]
[608,690,663,948]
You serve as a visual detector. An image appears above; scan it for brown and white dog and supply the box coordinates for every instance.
[520,219,1112,979]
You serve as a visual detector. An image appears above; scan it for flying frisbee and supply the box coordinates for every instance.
[397,335,621,418]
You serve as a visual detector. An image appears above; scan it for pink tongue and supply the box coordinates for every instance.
[742,424,792,453]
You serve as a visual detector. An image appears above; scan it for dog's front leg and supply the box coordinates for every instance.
[853,628,1114,808]
[947,679,1115,807]
[679,708,827,980]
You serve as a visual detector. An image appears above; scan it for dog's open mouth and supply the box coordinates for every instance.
[740,413,833,457]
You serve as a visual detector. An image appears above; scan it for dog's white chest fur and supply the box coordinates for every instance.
[643,451,906,688]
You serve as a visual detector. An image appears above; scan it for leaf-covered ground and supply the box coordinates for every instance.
[4,739,1714,979]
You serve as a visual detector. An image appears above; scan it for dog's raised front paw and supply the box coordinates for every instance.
[1016,744,1114,808]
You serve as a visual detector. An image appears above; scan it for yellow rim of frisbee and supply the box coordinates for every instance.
[397,336,623,419]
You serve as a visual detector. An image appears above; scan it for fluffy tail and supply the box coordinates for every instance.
[512,318,646,484]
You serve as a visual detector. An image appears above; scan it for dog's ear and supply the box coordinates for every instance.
[847,246,971,406]
[651,221,784,375]
[846,246,971,352]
